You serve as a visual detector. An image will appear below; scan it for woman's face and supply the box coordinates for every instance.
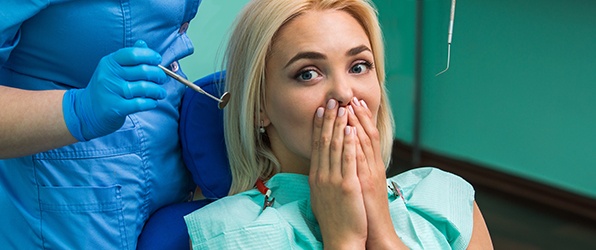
[264,9,381,174]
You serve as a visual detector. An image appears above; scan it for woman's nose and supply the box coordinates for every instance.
[328,76,354,106]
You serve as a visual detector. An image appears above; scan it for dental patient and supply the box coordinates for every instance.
[184,0,493,249]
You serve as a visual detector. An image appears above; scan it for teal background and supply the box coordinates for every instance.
[181,0,250,80]
[428,0,596,198]
[182,0,596,199]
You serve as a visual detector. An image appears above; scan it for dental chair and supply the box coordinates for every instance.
[137,71,231,249]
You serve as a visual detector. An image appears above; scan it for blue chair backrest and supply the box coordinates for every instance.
[179,71,231,198]
[138,71,230,249]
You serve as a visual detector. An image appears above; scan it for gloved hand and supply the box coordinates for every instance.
[63,40,167,141]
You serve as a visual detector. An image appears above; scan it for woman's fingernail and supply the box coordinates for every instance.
[327,99,337,109]
[348,105,355,115]
[345,126,351,135]
[360,100,368,109]
[316,107,324,118]
[338,107,346,117]
[352,97,360,106]
[353,127,358,135]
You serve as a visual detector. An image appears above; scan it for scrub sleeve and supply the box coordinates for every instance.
[0,0,202,248]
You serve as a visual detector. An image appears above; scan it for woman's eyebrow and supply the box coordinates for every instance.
[284,45,371,69]
[284,51,326,68]
[347,45,371,56]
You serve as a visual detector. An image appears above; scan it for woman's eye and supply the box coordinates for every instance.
[296,70,320,81]
[350,62,373,74]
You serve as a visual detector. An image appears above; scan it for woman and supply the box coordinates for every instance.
[0,1,201,248]
[185,0,493,248]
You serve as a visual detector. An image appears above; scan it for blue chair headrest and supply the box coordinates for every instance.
[179,71,231,199]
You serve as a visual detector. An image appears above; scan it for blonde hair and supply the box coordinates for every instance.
[224,0,394,195]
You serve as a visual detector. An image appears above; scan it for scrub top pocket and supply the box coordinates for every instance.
[32,117,143,249]
[38,185,127,249]
[32,117,141,187]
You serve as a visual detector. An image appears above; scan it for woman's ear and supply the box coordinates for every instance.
[259,108,271,127]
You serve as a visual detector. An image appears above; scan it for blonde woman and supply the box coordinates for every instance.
[185,0,493,248]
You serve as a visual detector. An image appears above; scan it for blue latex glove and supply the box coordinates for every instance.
[63,40,167,141]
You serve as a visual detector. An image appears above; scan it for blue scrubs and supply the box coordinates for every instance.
[0,0,200,248]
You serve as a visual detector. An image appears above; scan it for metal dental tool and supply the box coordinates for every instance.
[436,0,456,76]
[158,65,230,109]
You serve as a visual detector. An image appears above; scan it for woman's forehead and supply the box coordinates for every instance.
[270,10,371,62]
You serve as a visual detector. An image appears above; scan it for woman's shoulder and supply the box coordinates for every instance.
[388,166,475,212]
[389,166,474,195]
[185,192,261,235]
[184,189,310,249]
[387,167,475,249]
[186,190,261,220]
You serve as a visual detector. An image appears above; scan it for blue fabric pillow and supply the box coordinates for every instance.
[137,72,230,250]
[179,71,231,199]
[137,199,213,250]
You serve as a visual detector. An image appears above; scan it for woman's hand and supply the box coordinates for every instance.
[309,99,367,249]
[348,98,408,249]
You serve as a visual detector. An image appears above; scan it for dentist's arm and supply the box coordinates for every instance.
[0,40,166,159]
[0,87,74,158]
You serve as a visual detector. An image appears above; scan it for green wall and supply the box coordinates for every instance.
[181,0,250,81]
[184,0,596,199]
[380,0,596,198]
[375,0,418,146]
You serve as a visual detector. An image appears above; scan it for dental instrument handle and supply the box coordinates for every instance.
[158,65,207,96]
[158,65,230,109]
[448,0,456,45]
